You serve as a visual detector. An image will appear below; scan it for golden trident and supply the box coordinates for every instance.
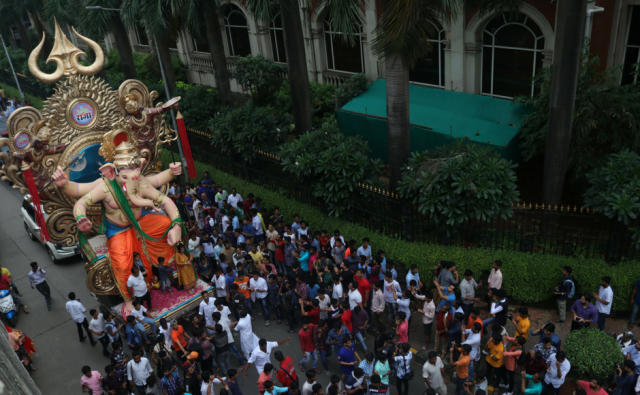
[28,19,104,84]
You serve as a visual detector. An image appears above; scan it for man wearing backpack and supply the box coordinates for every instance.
[553,266,575,323]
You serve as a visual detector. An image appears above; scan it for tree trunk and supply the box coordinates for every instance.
[154,33,177,96]
[28,12,46,38]
[279,0,312,134]
[202,0,232,104]
[15,19,31,54]
[110,15,137,79]
[542,0,587,204]
[385,52,410,190]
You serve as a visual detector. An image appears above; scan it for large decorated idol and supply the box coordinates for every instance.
[51,128,183,298]
[0,20,188,306]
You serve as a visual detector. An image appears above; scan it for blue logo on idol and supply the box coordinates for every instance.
[69,144,106,183]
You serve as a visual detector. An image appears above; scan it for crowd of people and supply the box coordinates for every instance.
[4,171,640,395]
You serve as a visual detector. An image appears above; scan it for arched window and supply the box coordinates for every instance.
[270,13,287,63]
[192,24,209,52]
[482,13,545,98]
[134,24,149,46]
[410,20,445,87]
[223,4,251,57]
[324,17,364,73]
[622,6,640,85]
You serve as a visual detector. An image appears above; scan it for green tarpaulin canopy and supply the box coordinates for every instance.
[336,79,526,161]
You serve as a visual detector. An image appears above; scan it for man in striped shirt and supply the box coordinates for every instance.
[28,261,51,311]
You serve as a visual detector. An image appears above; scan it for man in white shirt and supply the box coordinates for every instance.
[127,350,153,393]
[214,299,233,326]
[88,309,111,356]
[462,322,482,378]
[242,337,290,374]
[130,300,157,335]
[332,276,344,302]
[543,351,571,395]
[383,272,401,322]
[329,231,345,248]
[347,282,363,310]
[212,268,228,299]
[419,294,435,350]
[227,188,242,209]
[487,260,503,291]
[127,266,152,310]
[250,272,270,325]
[65,292,96,345]
[188,234,202,262]
[593,276,613,330]
[422,352,446,395]
[199,291,217,334]
[251,210,265,243]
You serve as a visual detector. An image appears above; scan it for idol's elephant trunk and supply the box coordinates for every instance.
[125,187,156,208]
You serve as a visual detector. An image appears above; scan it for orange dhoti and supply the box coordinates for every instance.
[106,213,175,298]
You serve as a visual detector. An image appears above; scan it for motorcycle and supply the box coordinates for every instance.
[0,289,18,326]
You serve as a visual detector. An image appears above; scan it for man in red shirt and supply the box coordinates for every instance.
[341,303,353,333]
[355,269,371,307]
[298,317,317,370]
[274,350,298,387]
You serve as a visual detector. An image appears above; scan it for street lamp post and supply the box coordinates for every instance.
[85,5,187,171]
[0,34,25,102]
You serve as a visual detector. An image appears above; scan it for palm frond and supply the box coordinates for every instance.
[373,0,457,65]
[245,0,278,22]
[325,0,366,45]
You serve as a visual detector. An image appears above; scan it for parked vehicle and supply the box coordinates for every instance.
[21,195,78,263]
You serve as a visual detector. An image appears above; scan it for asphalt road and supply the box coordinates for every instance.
[0,180,430,395]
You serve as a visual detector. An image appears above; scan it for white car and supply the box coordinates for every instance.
[21,195,79,263]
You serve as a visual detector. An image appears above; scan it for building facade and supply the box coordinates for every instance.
[117,0,639,98]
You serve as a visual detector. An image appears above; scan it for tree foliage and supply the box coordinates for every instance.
[584,150,640,246]
[565,328,623,382]
[398,141,519,228]
[518,56,640,180]
[279,116,383,216]
[232,55,286,106]
[209,102,292,163]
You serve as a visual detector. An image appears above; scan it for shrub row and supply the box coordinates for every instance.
[161,154,640,314]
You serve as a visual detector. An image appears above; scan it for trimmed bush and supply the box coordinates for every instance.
[160,151,640,312]
[565,328,623,381]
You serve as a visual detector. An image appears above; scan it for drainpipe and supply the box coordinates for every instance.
[584,1,605,49]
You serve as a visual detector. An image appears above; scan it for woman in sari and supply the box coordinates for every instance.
[175,243,197,292]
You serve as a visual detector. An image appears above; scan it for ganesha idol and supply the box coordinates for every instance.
[52,129,183,299]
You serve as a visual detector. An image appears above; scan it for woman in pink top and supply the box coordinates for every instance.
[503,336,526,394]
[80,365,103,395]
[396,311,409,343]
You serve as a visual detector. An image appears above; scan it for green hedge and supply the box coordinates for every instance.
[161,150,640,313]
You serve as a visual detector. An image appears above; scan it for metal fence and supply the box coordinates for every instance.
[185,129,638,261]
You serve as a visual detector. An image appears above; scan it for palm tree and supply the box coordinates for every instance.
[0,0,35,54]
[121,0,179,94]
[171,0,232,103]
[374,0,521,189]
[245,0,364,134]
[542,0,588,204]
